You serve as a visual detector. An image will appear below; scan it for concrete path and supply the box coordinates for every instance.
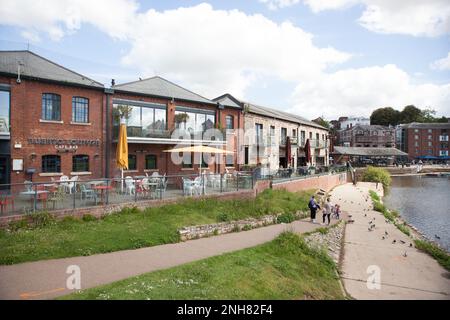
[331,182,450,300]
[0,216,341,300]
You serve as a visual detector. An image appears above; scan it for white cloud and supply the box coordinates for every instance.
[290,64,450,119]
[431,52,450,71]
[1,1,449,121]
[259,0,300,10]
[0,0,138,41]
[120,3,350,97]
[260,0,450,37]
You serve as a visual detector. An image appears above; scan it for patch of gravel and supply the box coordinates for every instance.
[304,221,345,264]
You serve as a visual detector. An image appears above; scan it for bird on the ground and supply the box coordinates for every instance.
[403,252,408,257]
[409,243,413,247]
[392,240,396,244]
[385,231,388,236]
[382,236,385,240]
[400,240,406,244]
[435,235,441,240]
[364,213,367,217]
[368,227,373,232]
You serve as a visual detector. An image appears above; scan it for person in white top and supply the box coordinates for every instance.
[322,198,333,225]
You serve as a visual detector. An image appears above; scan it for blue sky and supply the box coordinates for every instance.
[0,0,449,119]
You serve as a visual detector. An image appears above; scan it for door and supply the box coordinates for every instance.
[0,155,10,190]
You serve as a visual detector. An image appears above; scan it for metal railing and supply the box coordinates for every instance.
[0,172,254,217]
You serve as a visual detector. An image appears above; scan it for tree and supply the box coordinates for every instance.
[399,105,422,124]
[370,107,400,126]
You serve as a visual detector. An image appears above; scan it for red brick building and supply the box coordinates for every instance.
[0,50,243,191]
[396,122,450,161]
[0,51,106,188]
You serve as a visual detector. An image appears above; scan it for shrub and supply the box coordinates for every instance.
[8,219,29,232]
[362,166,391,189]
[82,214,97,222]
[29,211,55,228]
[395,223,410,236]
[217,213,230,222]
[242,224,252,231]
[369,190,380,202]
[277,212,295,224]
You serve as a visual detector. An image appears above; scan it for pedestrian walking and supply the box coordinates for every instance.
[322,197,332,225]
[308,195,321,223]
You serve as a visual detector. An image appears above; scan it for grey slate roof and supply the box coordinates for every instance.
[349,124,393,131]
[333,146,407,156]
[113,76,215,105]
[0,50,104,88]
[398,122,450,129]
[212,94,242,109]
[243,100,327,130]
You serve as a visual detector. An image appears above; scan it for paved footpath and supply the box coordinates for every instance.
[0,215,342,300]
[331,182,450,300]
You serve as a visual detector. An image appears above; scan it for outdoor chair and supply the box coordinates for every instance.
[182,177,195,196]
[0,193,14,214]
[24,180,33,192]
[80,184,97,201]
[155,177,168,198]
[47,187,66,210]
[125,177,135,195]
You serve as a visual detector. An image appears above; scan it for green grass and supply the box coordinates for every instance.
[414,240,450,272]
[369,191,410,236]
[0,189,314,265]
[60,232,345,300]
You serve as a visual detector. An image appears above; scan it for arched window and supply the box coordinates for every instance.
[72,97,89,123]
[42,93,61,121]
[42,155,61,173]
[72,155,89,172]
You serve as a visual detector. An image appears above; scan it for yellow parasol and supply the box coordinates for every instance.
[116,119,128,192]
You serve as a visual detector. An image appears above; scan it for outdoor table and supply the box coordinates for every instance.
[20,190,49,209]
[93,185,113,204]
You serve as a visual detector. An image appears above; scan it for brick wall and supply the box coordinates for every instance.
[272,172,348,193]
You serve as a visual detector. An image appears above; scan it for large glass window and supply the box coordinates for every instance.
[175,108,215,135]
[72,155,89,172]
[128,155,137,170]
[72,97,89,123]
[226,154,234,167]
[113,103,167,138]
[0,90,10,133]
[42,155,61,173]
[42,93,61,121]
[145,155,157,170]
[281,128,287,145]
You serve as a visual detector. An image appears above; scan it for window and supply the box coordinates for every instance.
[114,103,167,137]
[72,97,89,123]
[415,135,419,140]
[226,154,234,167]
[415,141,419,147]
[280,128,287,145]
[145,155,157,169]
[428,141,432,147]
[182,153,193,168]
[72,155,89,172]
[428,129,432,133]
[175,108,215,134]
[414,129,419,133]
[0,90,10,133]
[300,131,305,145]
[244,147,249,165]
[225,115,234,129]
[42,93,61,121]
[292,129,297,138]
[128,155,137,170]
[255,123,263,145]
[428,135,432,140]
[42,155,61,173]
[309,132,313,139]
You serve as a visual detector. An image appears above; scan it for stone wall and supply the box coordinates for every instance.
[179,210,308,241]
[272,172,348,193]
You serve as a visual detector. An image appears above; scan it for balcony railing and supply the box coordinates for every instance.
[113,126,225,141]
[439,135,449,142]
[308,139,327,149]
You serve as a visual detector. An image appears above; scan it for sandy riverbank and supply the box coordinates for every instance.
[330,182,450,300]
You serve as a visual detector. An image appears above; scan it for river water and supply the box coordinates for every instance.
[384,175,450,251]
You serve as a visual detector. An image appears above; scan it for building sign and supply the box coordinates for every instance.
[27,138,100,146]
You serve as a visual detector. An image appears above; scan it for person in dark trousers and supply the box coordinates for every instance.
[308,195,321,223]
[322,197,332,225]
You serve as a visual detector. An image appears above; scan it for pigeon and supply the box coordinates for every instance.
[364,214,367,217]
[400,240,406,244]
[382,236,385,240]
[409,243,413,247]
[435,235,441,240]
[368,227,373,232]
[403,252,407,257]
[392,240,396,244]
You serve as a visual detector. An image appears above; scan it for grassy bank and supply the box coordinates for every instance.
[369,190,450,272]
[362,166,391,190]
[0,189,314,265]
[61,232,345,300]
